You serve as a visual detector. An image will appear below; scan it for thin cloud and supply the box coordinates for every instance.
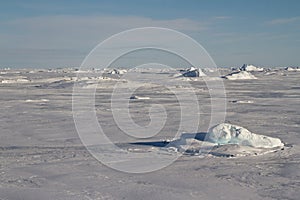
[0,15,208,67]
[1,15,208,48]
[268,17,300,25]
[213,16,232,20]
[6,15,207,32]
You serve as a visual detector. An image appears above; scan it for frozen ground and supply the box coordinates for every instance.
[0,67,299,199]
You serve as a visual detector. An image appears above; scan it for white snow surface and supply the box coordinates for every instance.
[0,67,299,200]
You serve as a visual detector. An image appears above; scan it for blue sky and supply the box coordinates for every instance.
[1,0,300,68]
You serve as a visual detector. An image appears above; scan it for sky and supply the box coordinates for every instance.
[0,0,300,68]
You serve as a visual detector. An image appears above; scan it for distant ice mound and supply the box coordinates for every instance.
[181,67,206,77]
[223,71,257,80]
[207,123,284,148]
[1,78,30,83]
[240,64,264,72]
[107,69,127,75]
[130,95,150,100]
[25,99,49,103]
[285,67,300,72]
[0,75,30,84]
[229,100,254,104]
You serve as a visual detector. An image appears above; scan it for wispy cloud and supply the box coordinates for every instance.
[268,16,300,25]
[213,16,232,20]
[1,15,208,49]
[0,15,208,67]
[5,15,207,32]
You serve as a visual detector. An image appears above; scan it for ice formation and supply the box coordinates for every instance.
[182,67,206,77]
[25,99,49,103]
[207,123,284,148]
[108,69,127,75]
[229,100,254,104]
[0,78,30,83]
[223,71,257,80]
[130,95,150,100]
[240,64,264,72]
[285,67,300,72]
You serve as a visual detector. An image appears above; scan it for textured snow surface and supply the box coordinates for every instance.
[0,67,299,200]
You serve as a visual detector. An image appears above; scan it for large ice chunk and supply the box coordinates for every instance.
[181,67,206,77]
[207,123,284,148]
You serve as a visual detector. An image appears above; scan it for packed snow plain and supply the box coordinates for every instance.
[0,66,299,200]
